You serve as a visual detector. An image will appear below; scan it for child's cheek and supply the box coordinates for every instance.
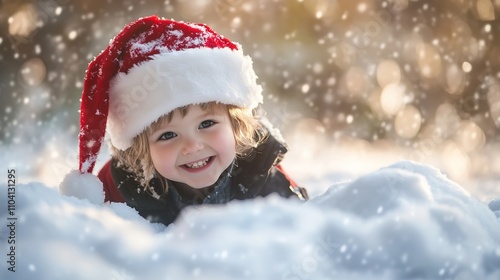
[150,145,174,174]
[158,160,177,180]
[215,127,236,153]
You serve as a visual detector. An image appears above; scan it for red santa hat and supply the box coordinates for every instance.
[78,15,263,175]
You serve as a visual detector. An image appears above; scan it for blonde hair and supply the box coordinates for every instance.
[112,102,265,195]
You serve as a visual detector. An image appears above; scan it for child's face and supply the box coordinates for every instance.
[148,105,236,189]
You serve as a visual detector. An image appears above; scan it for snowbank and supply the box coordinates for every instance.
[1,161,499,280]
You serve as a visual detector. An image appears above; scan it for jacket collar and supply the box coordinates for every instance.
[231,129,287,198]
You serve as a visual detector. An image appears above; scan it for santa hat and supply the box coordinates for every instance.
[79,15,263,174]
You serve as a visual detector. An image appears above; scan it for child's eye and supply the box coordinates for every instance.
[199,120,216,129]
[158,131,177,141]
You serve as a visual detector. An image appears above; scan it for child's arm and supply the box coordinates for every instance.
[233,127,309,201]
[275,164,309,200]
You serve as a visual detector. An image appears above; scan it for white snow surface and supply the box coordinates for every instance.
[1,161,499,280]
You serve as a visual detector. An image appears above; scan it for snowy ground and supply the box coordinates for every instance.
[1,144,500,279]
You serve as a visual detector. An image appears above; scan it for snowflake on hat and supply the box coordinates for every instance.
[60,16,263,204]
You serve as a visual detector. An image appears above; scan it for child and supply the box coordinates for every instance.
[74,16,307,226]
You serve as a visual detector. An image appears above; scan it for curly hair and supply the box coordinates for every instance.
[112,102,266,195]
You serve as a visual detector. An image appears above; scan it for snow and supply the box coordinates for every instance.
[1,161,499,280]
[490,199,500,218]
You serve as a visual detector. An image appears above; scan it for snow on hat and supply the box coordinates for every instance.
[78,15,263,175]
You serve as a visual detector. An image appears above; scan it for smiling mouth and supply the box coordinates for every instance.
[182,156,214,170]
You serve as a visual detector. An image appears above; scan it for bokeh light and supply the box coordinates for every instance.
[416,43,442,79]
[475,0,496,21]
[376,59,401,88]
[8,4,38,37]
[380,83,405,116]
[444,64,465,95]
[462,62,473,73]
[394,105,422,139]
[19,58,46,86]
[343,66,369,100]
[303,0,340,20]
[456,121,486,153]
[488,83,500,127]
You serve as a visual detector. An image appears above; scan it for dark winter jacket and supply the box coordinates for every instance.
[98,131,308,226]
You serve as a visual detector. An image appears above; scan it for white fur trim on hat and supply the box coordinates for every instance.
[107,47,263,150]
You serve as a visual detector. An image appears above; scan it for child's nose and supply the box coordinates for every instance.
[181,137,203,155]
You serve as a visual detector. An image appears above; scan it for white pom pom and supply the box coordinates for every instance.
[59,170,105,204]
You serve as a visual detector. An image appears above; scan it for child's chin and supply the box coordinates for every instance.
[188,178,218,189]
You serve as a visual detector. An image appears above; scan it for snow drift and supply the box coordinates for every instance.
[1,161,499,280]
